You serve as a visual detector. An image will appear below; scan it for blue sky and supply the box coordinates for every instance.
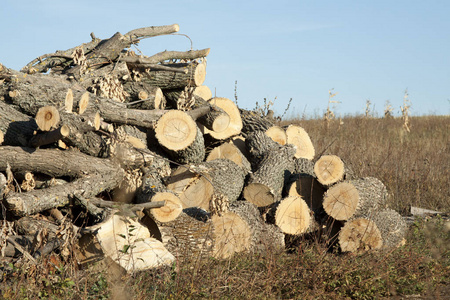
[2,0,449,117]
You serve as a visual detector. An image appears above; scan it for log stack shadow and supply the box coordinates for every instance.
[0,24,407,274]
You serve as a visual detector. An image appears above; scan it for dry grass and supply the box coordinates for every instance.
[1,115,449,299]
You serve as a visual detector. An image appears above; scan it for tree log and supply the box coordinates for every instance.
[0,100,37,147]
[122,82,165,109]
[371,209,407,249]
[147,207,215,261]
[202,97,242,140]
[314,155,354,186]
[267,195,314,235]
[155,110,205,164]
[166,159,246,212]
[265,126,287,145]
[285,174,326,213]
[245,130,281,169]
[228,201,285,253]
[243,145,296,207]
[130,61,206,90]
[323,177,388,221]
[285,125,315,160]
[206,142,251,173]
[239,108,274,136]
[338,218,383,253]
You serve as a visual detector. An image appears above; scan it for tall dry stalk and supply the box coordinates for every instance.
[384,100,394,118]
[323,89,340,129]
[400,89,411,132]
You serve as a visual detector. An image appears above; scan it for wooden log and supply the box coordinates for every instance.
[166,159,246,212]
[265,126,287,145]
[155,110,205,164]
[135,165,182,223]
[29,125,70,148]
[323,177,388,221]
[285,125,315,160]
[131,61,206,90]
[211,211,251,259]
[122,82,165,109]
[123,48,210,66]
[206,142,251,173]
[0,100,37,147]
[202,97,242,140]
[372,209,407,249]
[245,130,281,169]
[285,174,326,213]
[228,201,285,254]
[314,155,354,186]
[268,195,313,235]
[239,108,274,136]
[147,207,214,261]
[79,212,175,273]
[5,171,123,217]
[164,86,212,108]
[0,146,124,216]
[35,106,60,131]
[243,145,296,207]
[292,157,315,176]
[338,218,383,253]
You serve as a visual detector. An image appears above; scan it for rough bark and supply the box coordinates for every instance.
[245,130,281,169]
[239,109,274,136]
[122,82,165,109]
[0,100,38,147]
[243,145,296,207]
[166,159,246,212]
[130,61,206,90]
[228,201,285,253]
[323,177,388,221]
[371,209,407,249]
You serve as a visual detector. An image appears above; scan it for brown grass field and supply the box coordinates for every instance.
[1,115,449,299]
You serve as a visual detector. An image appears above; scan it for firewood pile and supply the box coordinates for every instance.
[0,24,407,273]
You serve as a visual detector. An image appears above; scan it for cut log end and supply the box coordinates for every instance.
[212,212,251,259]
[339,218,383,253]
[285,125,315,159]
[243,182,275,207]
[314,155,345,186]
[35,106,60,131]
[323,182,359,221]
[150,192,182,223]
[211,113,231,133]
[193,61,207,86]
[65,89,73,113]
[155,110,197,151]
[275,196,311,235]
[265,126,287,145]
[204,97,243,140]
[79,92,90,115]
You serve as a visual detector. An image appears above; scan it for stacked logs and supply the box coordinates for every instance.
[0,24,406,273]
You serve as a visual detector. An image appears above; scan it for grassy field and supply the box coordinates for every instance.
[1,115,449,299]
